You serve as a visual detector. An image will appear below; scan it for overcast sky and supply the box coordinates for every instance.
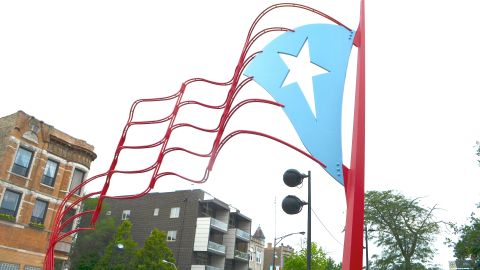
[1,1,480,269]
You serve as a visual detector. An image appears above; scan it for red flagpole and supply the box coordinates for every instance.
[342,0,365,269]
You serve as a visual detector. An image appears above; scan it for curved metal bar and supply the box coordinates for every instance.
[46,4,349,269]
[216,130,326,169]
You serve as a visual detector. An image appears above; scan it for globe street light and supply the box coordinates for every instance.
[162,259,178,269]
[272,231,305,270]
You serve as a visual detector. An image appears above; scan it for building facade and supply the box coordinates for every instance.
[0,111,96,269]
[106,189,252,270]
[248,226,265,270]
[263,243,294,270]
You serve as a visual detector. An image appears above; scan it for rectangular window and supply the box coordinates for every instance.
[170,207,180,218]
[0,261,20,270]
[69,168,85,195]
[12,147,33,177]
[0,189,22,217]
[153,208,159,216]
[122,210,131,220]
[24,266,41,270]
[167,230,177,241]
[256,251,262,263]
[61,208,77,233]
[31,199,48,224]
[42,159,59,187]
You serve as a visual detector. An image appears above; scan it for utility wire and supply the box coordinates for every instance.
[311,208,343,247]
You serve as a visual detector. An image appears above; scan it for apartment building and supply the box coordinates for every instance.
[0,111,96,269]
[106,189,252,270]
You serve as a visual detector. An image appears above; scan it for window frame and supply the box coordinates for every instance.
[41,159,59,187]
[121,210,131,220]
[256,250,262,263]
[61,207,77,233]
[167,230,177,242]
[153,208,159,216]
[11,146,34,177]
[31,199,49,224]
[69,168,86,195]
[170,207,180,218]
[0,189,23,218]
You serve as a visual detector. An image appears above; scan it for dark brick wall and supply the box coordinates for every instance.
[106,189,206,270]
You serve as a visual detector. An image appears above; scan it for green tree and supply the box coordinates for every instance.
[69,198,117,269]
[134,229,176,269]
[94,220,138,270]
[283,242,341,270]
[365,190,440,270]
[475,141,480,166]
[450,203,480,269]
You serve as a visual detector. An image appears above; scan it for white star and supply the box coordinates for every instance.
[279,39,329,117]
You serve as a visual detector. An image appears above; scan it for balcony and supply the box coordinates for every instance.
[192,265,224,270]
[210,217,228,233]
[206,265,224,270]
[234,250,249,261]
[208,241,226,255]
[235,228,250,241]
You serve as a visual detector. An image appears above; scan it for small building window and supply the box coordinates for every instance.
[61,207,77,233]
[0,261,20,270]
[106,211,112,216]
[42,159,59,187]
[122,210,131,220]
[170,207,180,218]
[31,199,48,224]
[12,147,33,177]
[69,168,85,195]
[24,266,41,270]
[0,189,22,218]
[153,208,159,216]
[256,251,262,263]
[167,230,177,241]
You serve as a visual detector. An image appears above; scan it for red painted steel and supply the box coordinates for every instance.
[44,3,356,269]
[342,0,365,269]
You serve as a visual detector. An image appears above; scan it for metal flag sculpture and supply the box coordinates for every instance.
[45,2,365,269]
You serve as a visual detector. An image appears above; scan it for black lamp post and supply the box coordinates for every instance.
[272,231,305,270]
[281,169,312,270]
[364,225,369,270]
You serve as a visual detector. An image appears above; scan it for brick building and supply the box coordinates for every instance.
[263,243,294,270]
[106,189,252,270]
[0,111,96,269]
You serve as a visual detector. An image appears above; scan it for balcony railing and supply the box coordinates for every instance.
[205,265,224,270]
[235,228,250,241]
[210,217,228,232]
[208,241,226,255]
[234,250,249,261]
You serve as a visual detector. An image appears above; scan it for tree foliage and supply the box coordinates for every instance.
[450,203,480,269]
[134,229,176,270]
[283,242,341,270]
[69,198,117,270]
[94,220,138,270]
[365,190,440,269]
[475,141,480,166]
